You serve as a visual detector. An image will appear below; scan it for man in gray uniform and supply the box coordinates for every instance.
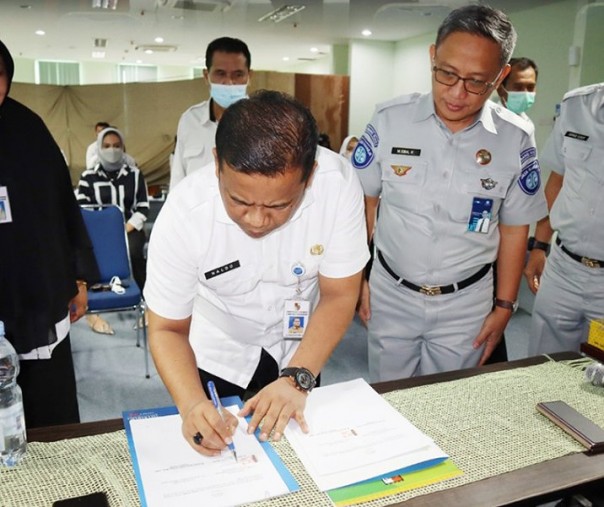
[354,5,548,381]
[525,83,604,354]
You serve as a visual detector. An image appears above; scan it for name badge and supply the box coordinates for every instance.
[564,131,589,141]
[283,299,310,340]
[468,197,493,234]
[391,147,421,156]
[0,187,13,224]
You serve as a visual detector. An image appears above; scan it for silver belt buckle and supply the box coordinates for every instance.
[420,285,442,296]
[581,257,601,268]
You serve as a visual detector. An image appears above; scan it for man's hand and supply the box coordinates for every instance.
[472,308,513,365]
[357,278,371,326]
[239,377,308,442]
[181,399,239,456]
[523,250,546,294]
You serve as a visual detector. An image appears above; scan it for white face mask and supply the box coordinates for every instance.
[100,147,123,164]
[210,82,248,109]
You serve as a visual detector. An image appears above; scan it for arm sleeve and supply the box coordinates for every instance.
[143,194,201,320]
[127,168,149,230]
[319,162,370,279]
[351,111,383,198]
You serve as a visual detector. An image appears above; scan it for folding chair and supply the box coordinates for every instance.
[80,205,150,378]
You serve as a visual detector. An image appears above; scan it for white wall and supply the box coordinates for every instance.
[348,40,395,136]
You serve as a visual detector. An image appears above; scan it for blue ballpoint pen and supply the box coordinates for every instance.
[207,380,238,462]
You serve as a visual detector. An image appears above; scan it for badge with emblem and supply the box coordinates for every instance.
[480,178,497,190]
[391,165,412,177]
[310,244,324,255]
[475,149,492,165]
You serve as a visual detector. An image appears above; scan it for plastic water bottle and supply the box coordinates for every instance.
[0,321,27,466]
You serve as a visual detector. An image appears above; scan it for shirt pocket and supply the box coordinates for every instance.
[201,260,260,298]
[381,157,428,214]
[562,137,592,162]
[561,138,598,195]
[449,171,514,224]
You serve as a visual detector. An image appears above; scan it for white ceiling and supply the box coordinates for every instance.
[0,0,566,73]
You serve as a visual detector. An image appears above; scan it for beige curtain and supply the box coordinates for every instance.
[9,71,354,187]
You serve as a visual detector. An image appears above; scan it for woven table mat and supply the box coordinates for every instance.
[1,359,602,507]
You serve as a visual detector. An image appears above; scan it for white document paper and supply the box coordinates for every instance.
[129,406,292,507]
[285,378,448,491]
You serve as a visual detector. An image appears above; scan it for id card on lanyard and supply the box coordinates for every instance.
[0,187,13,224]
[283,262,310,340]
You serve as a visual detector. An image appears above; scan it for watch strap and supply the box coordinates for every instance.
[530,239,550,252]
[279,367,316,392]
[494,298,517,312]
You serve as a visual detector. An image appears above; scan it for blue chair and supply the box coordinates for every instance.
[80,205,150,378]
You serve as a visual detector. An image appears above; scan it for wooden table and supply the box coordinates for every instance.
[29,352,604,507]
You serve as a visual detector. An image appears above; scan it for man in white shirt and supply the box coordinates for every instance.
[85,121,109,169]
[170,37,252,189]
[496,57,538,125]
[145,90,369,455]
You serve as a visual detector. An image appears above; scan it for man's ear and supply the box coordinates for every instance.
[495,64,511,89]
[429,44,436,63]
[213,148,220,179]
[305,161,319,188]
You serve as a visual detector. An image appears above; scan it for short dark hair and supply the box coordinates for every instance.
[95,121,110,130]
[205,37,251,70]
[215,90,318,183]
[501,57,539,88]
[435,5,517,67]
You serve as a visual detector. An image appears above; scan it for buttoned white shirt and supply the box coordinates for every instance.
[542,83,604,259]
[145,147,369,387]
[170,100,217,189]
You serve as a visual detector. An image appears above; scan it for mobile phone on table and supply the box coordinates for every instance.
[52,492,109,507]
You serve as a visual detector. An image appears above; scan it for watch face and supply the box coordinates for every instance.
[296,370,313,390]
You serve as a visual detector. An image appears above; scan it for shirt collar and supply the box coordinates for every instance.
[415,92,497,134]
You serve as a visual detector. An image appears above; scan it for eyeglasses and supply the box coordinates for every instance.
[432,66,502,95]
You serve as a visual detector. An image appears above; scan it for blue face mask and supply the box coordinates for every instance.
[210,82,248,109]
[506,91,536,115]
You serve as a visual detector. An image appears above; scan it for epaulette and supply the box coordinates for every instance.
[562,83,604,102]
[491,102,534,136]
[375,93,422,113]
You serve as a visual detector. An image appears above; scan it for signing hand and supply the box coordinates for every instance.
[239,377,308,442]
[181,399,239,456]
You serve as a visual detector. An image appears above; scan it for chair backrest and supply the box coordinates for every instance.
[80,205,131,283]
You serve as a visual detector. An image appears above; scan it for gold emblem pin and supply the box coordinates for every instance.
[310,244,324,256]
[476,149,492,165]
[391,165,412,176]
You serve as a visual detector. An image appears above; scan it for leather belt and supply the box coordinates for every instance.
[377,250,491,296]
[556,237,604,268]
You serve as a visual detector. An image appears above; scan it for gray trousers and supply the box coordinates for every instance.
[368,260,494,382]
[529,242,604,355]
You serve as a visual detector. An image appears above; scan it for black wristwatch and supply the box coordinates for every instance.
[494,298,519,313]
[529,239,550,252]
[279,367,317,392]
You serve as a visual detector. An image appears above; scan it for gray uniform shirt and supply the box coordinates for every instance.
[353,92,548,285]
[541,83,604,260]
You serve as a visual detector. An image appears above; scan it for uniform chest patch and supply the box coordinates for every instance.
[518,160,541,195]
[391,165,412,176]
[352,136,374,169]
[480,178,497,190]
